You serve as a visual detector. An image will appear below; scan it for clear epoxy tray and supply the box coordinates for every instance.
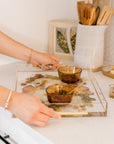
[15,70,108,117]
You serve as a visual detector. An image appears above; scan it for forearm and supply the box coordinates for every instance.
[0,31,31,62]
[0,31,60,69]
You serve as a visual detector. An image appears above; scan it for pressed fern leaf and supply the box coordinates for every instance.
[57,31,70,53]
[71,34,76,52]
[57,31,76,53]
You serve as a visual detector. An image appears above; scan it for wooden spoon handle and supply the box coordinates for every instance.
[68,80,86,94]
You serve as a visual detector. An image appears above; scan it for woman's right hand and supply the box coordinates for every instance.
[8,92,60,127]
[30,51,60,70]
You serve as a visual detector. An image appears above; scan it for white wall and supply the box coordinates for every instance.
[0,0,77,64]
[0,0,113,65]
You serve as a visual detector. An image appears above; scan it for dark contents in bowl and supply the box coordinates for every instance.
[54,89,67,95]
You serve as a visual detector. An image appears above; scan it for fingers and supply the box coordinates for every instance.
[50,55,60,63]
[32,53,60,70]
[35,112,50,122]
[47,55,60,69]
[40,64,60,71]
[40,64,48,70]
[46,64,60,70]
[30,106,59,127]
[52,63,60,69]
[40,104,60,119]
[30,107,59,127]
[32,120,46,127]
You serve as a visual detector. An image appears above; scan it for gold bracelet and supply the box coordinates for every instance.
[27,49,32,64]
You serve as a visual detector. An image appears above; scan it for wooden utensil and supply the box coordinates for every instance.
[77,1,90,23]
[102,65,114,79]
[68,80,86,94]
[81,3,96,25]
[77,1,86,23]
[97,6,114,25]
[92,6,100,25]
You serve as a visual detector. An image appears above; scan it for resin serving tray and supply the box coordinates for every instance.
[15,70,107,117]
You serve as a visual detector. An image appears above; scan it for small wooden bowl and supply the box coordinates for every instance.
[46,84,73,103]
[58,65,82,83]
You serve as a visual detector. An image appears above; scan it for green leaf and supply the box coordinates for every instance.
[57,31,69,53]
[71,34,76,52]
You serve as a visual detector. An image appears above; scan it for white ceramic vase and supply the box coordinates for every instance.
[74,23,107,70]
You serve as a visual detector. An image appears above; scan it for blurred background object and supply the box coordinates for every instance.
[104,1,114,66]
[93,0,112,11]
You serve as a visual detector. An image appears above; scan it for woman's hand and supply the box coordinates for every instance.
[30,50,60,70]
[8,92,60,127]
[0,31,60,70]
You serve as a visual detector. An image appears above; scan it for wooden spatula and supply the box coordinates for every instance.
[92,6,100,25]
[97,6,114,25]
[77,1,90,23]
[81,3,96,25]
[77,1,86,23]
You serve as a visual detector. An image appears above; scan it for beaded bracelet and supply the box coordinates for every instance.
[5,90,13,109]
